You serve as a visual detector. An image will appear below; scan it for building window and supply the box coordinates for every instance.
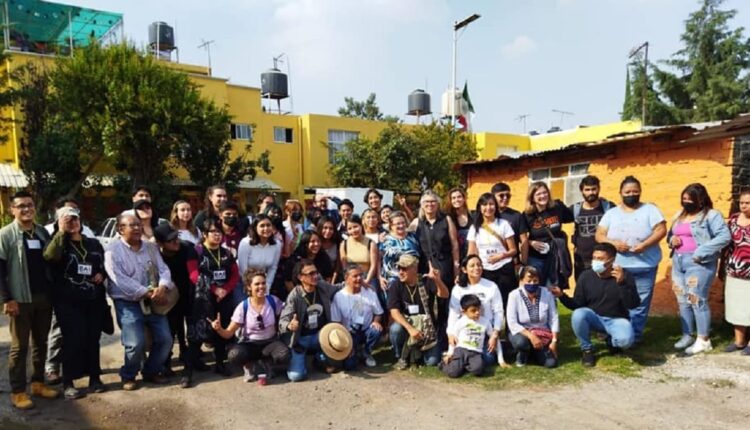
[230,123,252,140]
[529,162,590,205]
[274,127,294,144]
[328,129,359,164]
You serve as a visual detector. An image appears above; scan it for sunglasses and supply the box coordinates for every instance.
[496,193,511,199]
[256,314,265,330]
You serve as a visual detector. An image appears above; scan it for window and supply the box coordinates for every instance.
[529,162,590,205]
[274,127,294,144]
[327,129,359,164]
[230,123,252,140]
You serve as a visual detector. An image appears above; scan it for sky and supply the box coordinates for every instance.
[65,0,749,133]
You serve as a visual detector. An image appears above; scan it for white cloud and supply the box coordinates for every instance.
[501,35,538,58]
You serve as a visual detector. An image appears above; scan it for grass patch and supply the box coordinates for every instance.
[374,306,736,390]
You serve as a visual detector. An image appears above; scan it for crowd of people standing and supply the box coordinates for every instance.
[2,176,749,409]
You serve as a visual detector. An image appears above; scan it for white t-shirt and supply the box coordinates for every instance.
[178,229,200,244]
[237,238,282,293]
[330,287,383,330]
[447,315,493,353]
[447,277,505,333]
[466,218,515,270]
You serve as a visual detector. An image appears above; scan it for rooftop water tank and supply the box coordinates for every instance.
[148,22,175,51]
[440,88,465,117]
[407,89,431,116]
[261,68,289,100]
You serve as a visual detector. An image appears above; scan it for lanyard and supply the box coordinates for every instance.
[405,284,418,303]
[23,230,35,240]
[207,246,222,267]
[71,241,87,262]
[303,290,317,307]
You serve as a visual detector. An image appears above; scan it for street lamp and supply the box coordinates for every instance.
[451,13,481,127]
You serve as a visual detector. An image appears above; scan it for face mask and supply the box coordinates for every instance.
[682,201,698,213]
[622,195,640,208]
[523,283,540,295]
[591,260,608,274]
[222,216,237,227]
[584,194,599,203]
[291,211,303,222]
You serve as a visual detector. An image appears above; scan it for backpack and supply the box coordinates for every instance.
[572,198,613,220]
[235,296,278,342]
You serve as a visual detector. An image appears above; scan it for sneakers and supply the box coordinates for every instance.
[63,385,86,400]
[581,349,596,367]
[122,379,138,391]
[742,346,750,356]
[674,334,694,350]
[685,338,713,355]
[364,354,377,368]
[45,370,62,385]
[243,366,256,383]
[10,392,34,410]
[515,351,528,367]
[394,359,409,370]
[180,371,192,389]
[88,378,107,393]
[30,382,60,399]
[724,343,747,353]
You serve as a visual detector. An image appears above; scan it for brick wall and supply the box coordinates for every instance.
[463,133,734,319]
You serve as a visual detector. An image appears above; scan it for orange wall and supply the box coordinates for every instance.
[464,135,735,317]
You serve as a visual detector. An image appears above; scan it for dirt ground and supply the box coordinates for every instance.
[2,317,750,430]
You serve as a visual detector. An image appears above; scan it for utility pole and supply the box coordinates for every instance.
[451,13,480,127]
[629,41,649,126]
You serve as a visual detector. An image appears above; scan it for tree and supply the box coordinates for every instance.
[329,123,476,192]
[652,0,750,123]
[621,58,682,125]
[338,93,400,122]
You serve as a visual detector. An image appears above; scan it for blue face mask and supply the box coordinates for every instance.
[523,283,540,294]
[591,260,608,274]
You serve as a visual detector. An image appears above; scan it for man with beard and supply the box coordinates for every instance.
[569,176,614,280]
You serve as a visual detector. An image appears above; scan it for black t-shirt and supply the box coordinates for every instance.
[51,237,106,302]
[559,270,640,319]
[497,207,528,246]
[162,241,198,306]
[570,203,606,268]
[301,289,328,336]
[525,201,573,259]
[24,234,47,295]
[387,279,437,321]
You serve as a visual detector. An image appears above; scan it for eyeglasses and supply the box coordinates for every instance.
[207,229,222,235]
[397,266,412,271]
[256,314,265,330]
[301,270,319,277]
[496,193,511,199]
[422,200,438,205]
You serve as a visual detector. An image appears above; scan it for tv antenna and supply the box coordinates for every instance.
[551,109,574,128]
[197,39,215,75]
[515,114,531,133]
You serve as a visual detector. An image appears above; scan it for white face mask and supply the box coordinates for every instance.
[591,259,609,274]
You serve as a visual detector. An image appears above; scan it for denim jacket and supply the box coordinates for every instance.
[667,209,731,263]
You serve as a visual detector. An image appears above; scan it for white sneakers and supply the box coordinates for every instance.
[685,338,713,355]
[243,366,255,382]
[674,334,694,350]
[364,354,377,368]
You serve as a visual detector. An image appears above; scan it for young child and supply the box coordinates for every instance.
[440,294,497,378]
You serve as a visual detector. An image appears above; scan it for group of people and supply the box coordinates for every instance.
[2,176,749,409]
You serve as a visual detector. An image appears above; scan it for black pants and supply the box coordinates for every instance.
[212,295,236,364]
[227,339,290,368]
[483,263,516,314]
[165,304,187,367]
[439,347,483,378]
[54,298,104,383]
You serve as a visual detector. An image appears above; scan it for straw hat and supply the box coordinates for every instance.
[318,323,353,361]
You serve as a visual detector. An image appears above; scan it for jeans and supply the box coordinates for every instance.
[571,307,634,351]
[626,266,658,342]
[113,299,172,381]
[287,333,327,382]
[343,325,382,370]
[671,253,717,337]
[388,322,440,366]
[509,333,557,368]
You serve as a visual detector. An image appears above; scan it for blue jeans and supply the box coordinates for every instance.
[527,256,554,287]
[671,254,717,337]
[343,325,382,370]
[571,307,635,351]
[287,333,327,382]
[113,299,172,381]
[388,322,440,366]
[626,266,658,342]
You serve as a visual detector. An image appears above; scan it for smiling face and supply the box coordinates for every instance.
[176,202,192,222]
[363,211,379,230]
[320,221,336,240]
[256,218,274,240]
[450,190,465,209]
[307,234,322,255]
[367,192,382,210]
[247,274,267,298]
[533,186,550,207]
[421,195,439,216]
[210,188,228,209]
[462,256,483,281]
[11,197,35,224]
[380,207,392,224]
[346,221,363,238]
[479,199,497,219]
[339,204,353,220]
[390,215,407,236]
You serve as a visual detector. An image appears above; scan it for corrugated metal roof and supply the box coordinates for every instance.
[0,164,29,188]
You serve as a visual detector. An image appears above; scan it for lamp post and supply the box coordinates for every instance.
[451,13,480,127]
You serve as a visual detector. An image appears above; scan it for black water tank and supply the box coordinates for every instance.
[261,68,289,99]
[148,22,175,50]
[407,89,431,115]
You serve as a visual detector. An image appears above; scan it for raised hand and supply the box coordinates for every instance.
[288,313,300,332]
[207,313,222,332]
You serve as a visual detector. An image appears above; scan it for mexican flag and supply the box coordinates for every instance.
[457,81,474,131]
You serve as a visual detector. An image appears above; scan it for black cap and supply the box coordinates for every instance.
[153,223,179,243]
[133,199,152,210]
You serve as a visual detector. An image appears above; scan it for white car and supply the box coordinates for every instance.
[97,217,169,247]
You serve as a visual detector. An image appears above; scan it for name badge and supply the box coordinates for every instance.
[213,270,226,281]
[308,313,319,329]
[77,264,93,276]
[27,239,41,250]
[408,304,420,315]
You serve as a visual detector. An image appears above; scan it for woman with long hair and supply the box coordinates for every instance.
[284,231,334,291]
[444,187,473,261]
[170,200,200,244]
[238,215,283,294]
[363,208,385,245]
[667,183,730,354]
[340,215,379,288]
[317,216,342,282]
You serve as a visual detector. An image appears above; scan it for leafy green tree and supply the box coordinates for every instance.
[338,93,400,123]
[653,0,750,123]
[621,58,682,125]
[329,123,475,192]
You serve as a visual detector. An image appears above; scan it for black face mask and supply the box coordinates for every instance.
[682,201,699,214]
[622,195,640,208]
[291,211,303,222]
[222,216,238,227]
[584,193,599,203]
